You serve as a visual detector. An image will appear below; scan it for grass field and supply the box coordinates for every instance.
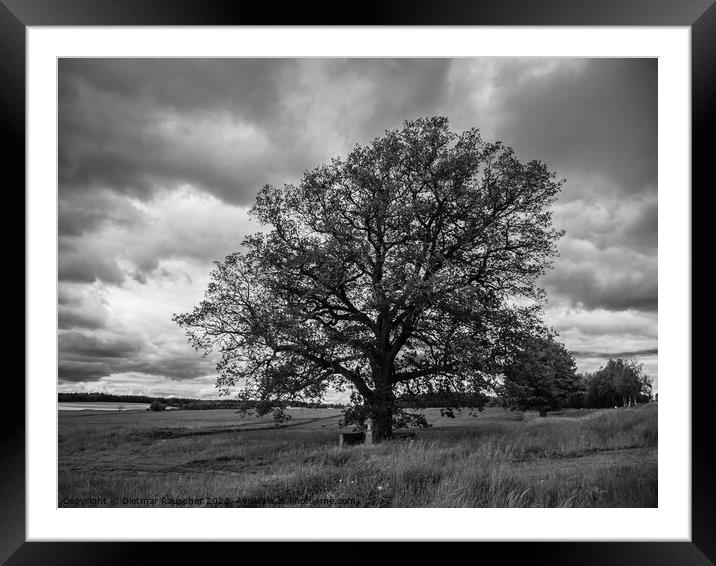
[58,403,657,508]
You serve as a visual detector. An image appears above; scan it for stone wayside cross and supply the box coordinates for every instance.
[365,419,373,445]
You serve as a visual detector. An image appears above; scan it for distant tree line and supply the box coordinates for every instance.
[397,390,488,410]
[235,399,345,411]
[59,392,192,406]
[61,353,653,418]
[58,392,344,410]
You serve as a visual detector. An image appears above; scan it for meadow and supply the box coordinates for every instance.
[58,404,657,508]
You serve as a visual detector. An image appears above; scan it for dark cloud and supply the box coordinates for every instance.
[571,348,658,358]
[622,198,658,251]
[58,360,116,382]
[58,330,215,382]
[325,59,452,141]
[58,188,145,237]
[58,58,453,220]
[58,310,107,330]
[544,191,656,310]
[59,59,293,205]
[543,256,657,312]
[494,59,657,199]
[59,331,143,358]
[552,194,657,254]
[58,357,215,382]
[59,58,291,119]
[58,245,126,284]
[58,285,110,329]
[58,188,252,285]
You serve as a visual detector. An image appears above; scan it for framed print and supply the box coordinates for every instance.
[5,0,713,563]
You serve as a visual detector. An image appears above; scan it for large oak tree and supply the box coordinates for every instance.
[174,117,564,441]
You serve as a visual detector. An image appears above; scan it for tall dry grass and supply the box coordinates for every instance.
[59,404,657,508]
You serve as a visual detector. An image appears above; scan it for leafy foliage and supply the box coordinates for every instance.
[149,400,167,412]
[501,334,581,416]
[174,117,564,439]
[584,359,653,408]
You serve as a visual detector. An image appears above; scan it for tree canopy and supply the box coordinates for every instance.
[174,117,565,440]
[501,333,580,416]
[584,358,653,408]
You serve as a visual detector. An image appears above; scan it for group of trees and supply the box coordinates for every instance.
[500,353,654,413]
[580,359,654,408]
[174,117,653,441]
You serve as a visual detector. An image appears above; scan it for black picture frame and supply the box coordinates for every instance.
[5,1,712,563]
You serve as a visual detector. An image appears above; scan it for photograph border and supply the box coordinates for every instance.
[5,0,712,563]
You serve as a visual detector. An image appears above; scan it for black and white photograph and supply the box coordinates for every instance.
[57,57,658,509]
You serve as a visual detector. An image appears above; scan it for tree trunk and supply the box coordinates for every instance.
[371,403,392,442]
[370,369,394,442]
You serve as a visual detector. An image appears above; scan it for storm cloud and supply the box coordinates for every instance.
[57,58,658,395]
[58,59,454,207]
[494,58,657,198]
[58,328,216,382]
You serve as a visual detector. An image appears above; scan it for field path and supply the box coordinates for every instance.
[508,446,657,478]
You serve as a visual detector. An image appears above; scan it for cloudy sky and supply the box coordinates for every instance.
[58,58,657,399]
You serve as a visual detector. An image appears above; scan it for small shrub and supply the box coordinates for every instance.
[149,400,166,412]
